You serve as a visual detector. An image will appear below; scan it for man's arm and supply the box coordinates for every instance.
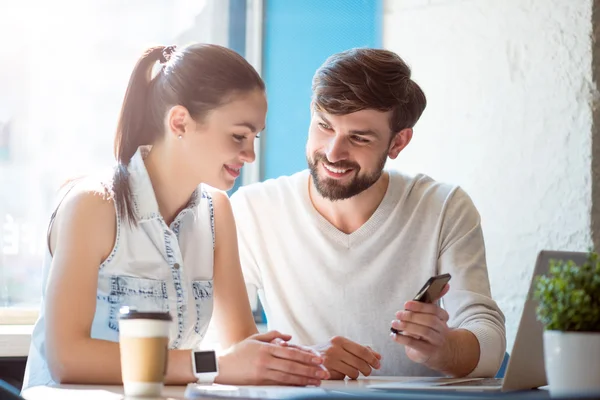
[436,187,506,377]
[391,187,505,378]
[434,329,480,377]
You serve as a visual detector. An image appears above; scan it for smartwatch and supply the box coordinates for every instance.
[191,349,218,384]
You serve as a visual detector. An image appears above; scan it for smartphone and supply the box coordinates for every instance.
[390,273,452,335]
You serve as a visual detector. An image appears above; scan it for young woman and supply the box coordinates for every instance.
[22,44,328,389]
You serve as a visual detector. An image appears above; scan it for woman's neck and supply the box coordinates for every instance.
[143,145,198,226]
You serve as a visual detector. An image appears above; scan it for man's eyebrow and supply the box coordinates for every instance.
[317,113,379,136]
[316,113,333,127]
[348,129,378,137]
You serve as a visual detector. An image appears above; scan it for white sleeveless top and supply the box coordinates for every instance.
[22,146,215,389]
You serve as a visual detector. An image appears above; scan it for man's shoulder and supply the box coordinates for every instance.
[230,170,308,207]
[390,170,463,204]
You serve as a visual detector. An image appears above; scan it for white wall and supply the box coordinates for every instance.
[384,0,595,350]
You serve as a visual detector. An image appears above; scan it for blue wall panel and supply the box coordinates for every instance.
[262,0,382,180]
[227,0,248,196]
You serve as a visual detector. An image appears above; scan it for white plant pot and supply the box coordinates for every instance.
[544,330,600,396]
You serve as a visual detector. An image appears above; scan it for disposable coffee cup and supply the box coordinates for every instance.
[118,307,172,398]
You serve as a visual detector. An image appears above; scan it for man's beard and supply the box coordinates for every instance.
[307,151,387,201]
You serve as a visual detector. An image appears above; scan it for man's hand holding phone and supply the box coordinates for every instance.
[390,274,452,366]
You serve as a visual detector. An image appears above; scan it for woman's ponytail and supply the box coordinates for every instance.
[112,46,166,225]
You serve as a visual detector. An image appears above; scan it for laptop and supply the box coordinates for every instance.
[367,250,589,393]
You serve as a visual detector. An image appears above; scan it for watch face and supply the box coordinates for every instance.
[194,351,217,373]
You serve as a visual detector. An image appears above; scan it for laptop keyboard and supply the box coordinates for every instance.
[441,378,503,387]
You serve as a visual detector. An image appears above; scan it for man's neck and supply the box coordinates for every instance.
[308,172,390,235]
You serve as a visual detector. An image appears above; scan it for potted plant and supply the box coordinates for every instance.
[533,251,600,396]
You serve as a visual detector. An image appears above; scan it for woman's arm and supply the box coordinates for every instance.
[210,190,259,348]
[45,185,195,385]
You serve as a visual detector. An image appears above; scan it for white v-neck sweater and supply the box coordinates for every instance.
[230,169,506,378]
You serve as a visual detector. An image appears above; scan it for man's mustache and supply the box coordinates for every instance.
[313,153,359,171]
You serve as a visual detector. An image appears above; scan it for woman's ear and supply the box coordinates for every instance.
[166,105,191,139]
[388,128,413,159]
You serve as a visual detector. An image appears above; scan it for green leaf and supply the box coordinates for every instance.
[532,251,600,332]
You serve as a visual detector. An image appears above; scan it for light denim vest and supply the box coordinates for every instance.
[22,146,215,390]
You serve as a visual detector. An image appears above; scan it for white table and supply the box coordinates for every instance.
[21,377,413,399]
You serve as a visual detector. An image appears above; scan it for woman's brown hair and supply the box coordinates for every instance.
[113,44,264,225]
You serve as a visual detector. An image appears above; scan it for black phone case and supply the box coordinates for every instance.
[390,273,452,335]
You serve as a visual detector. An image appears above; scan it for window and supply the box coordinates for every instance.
[0,0,263,327]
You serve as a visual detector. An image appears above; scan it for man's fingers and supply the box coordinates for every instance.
[390,332,434,354]
[338,351,373,377]
[395,311,447,334]
[324,357,365,380]
[404,301,450,322]
[366,346,382,360]
[338,338,381,369]
[327,370,346,380]
[391,320,444,346]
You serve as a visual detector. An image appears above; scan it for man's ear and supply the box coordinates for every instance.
[166,105,192,139]
[388,128,413,159]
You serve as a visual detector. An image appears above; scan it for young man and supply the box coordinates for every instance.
[230,48,506,379]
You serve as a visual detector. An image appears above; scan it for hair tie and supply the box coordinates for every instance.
[159,45,177,64]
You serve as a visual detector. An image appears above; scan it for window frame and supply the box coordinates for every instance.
[0,0,265,357]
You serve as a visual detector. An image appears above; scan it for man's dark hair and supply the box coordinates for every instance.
[312,48,426,133]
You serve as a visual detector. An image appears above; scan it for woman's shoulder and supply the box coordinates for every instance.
[51,178,117,243]
[196,184,230,212]
[57,177,116,217]
[46,177,118,263]
[199,186,234,238]
[202,185,227,203]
